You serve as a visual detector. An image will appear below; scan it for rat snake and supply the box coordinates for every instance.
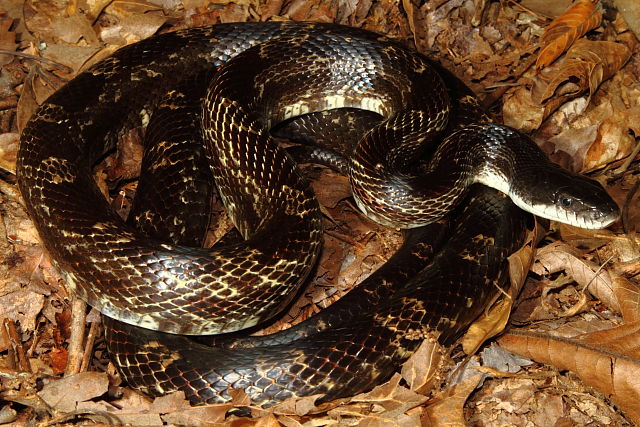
[16,22,618,407]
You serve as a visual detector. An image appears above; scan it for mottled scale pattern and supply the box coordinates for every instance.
[17,22,344,335]
[17,21,618,409]
[106,187,531,407]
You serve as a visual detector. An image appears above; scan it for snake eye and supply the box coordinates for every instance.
[561,197,573,207]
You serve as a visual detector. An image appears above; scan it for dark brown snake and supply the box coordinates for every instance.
[16,22,619,407]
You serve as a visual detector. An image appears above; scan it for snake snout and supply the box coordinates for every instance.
[508,163,619,229]
[587,202,619,228]
[548,175,620,229]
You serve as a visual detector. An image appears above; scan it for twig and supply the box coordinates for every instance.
[80,318,101,372]
[480,54,537,110]
[65,296,87,376]
[0,49,73,73]
[2,319,31,373]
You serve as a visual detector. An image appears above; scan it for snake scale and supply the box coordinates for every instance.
[17,22,619,407]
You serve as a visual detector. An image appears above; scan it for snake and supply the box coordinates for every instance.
[16,21,620,407]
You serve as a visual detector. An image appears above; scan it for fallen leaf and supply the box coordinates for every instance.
[0,19,17,66]
[0,133,18,175]
[401,339,447,394]
[499,322,640,423]
[422,373,483,426]
[535,0,602,69]
[49,14,100,46]
[614,0,640,37]
[501,86,546,132]
[533,40,631,105]
[531,241,629,318]
[582,106,640,171]
[0,286,44,339]
[37,372,109,413]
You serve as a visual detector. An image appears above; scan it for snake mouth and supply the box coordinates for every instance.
[519,200,619,229]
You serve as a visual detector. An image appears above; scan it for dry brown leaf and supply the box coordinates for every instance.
[499,323,640,423]
[76,400,163,425]
[582,106,640,171]
[501,86,546,132]
[103,0,163,17]
[533,40,631,105]
[268,392,326,417]
[158,389,255,425]
[161,403,232,426]
[282,0,337,23]
[37,372,109,413]
[535,0,602,69]
[77,389,255,425]
[467,376,585,425]
[98,1,167,45]
[325,373,427,424]
[47,347,67,375]
[0,19,17,66]
[607,274,640,323]
[463,298,515,356]
[533,241,611,294]
[0,287,44,343]
[82,0,113,22]
[401,339,447,394]
[543,121,597,171]
[75,390,157,425]
[519,0,574,18]
[422,373,483,426]
[16,75,43,134]
[0,133,18,174]
[49,14,100,46]
[614,0,640,37]
[531,241,637,321]
[149,390,192,413]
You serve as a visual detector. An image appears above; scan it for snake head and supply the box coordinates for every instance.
[512,164,620,229]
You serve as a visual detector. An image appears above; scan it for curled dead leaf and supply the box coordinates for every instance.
[37,372,109,413]
[0,133,19,175]
[401,339,447,394]
[582,106,640,172]
[423,373,483,426]
[535,0,602,69]
[533,40,631,105]
[328,373,427,424]
[499,323,640,424]
[0,20,17,66]
[502,86,546,132]
[532,241,625,317]
[607,274,640,323]
[463,298,515,356]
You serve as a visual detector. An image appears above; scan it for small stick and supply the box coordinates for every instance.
[65,296,87,376]
[3,319,31,372]
[0,50,73,73]
[80,319,101,373]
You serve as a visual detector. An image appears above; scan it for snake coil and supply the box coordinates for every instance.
[17,22,618,407]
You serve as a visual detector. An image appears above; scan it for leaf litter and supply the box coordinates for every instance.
[0,0,639,425]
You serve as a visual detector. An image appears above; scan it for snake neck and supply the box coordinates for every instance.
[350,122,619,230]
[349,123,538,229]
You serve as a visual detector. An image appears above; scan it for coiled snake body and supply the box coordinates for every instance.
[17,22,619,407]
